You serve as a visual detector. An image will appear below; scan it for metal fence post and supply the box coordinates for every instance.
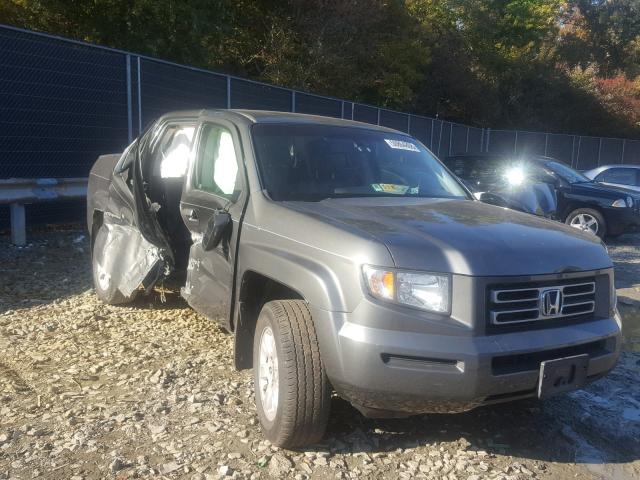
[291,91,296,113]
[621,139,626,164]
[575,136,582,169]
[377,109,381,125]
[448,123,453,156]
[10,203,26,246]
[407,115,411,134]
[486,128,491,153]
[544,133,549,156]
[430,119,435,150]
[226,76,232,109]
[514,131,518,154]
[126,55,133,143]
[136,56,142,134]
[341,101,345,119]
[480,128,484,152]
[597,138,602,166]
[465,127,470,153]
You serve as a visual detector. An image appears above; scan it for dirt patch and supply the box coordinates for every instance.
[0,230,639,479]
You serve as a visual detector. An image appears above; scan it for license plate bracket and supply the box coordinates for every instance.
[537,354,589,399]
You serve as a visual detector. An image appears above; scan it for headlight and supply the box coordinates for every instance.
[362,265,450,313]
[612,198,629,208]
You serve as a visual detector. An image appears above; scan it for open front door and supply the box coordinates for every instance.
[180,119,247,329]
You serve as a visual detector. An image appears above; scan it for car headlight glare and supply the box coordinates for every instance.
[612,198,628,208]
[362,265,450,313]
[503,167,525,186]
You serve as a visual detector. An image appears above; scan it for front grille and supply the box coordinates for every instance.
[489,279,596,326]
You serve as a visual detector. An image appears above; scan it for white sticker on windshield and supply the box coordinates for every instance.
[384,139,420,152]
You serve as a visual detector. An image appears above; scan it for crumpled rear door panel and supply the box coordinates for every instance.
[95,220,164,298]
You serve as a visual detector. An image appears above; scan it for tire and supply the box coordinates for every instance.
[91,224,136,305]
[565,208,606,239]
[253,300,331,448]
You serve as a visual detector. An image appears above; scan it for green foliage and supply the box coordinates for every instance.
[1,0,638,137]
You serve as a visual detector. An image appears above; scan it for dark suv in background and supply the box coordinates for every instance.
[444,154,640,238]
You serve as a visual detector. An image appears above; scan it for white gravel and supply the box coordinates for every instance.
[1,229,639,479]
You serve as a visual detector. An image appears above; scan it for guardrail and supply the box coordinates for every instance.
[0,178,87,245]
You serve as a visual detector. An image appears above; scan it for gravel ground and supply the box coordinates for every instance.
[608,234,640,306]
[1,228,639,480]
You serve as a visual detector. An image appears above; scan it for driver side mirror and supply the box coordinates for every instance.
[478,192,510,208]
[203,211,232,251]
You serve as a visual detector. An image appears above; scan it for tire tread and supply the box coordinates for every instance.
[258,300,330,448]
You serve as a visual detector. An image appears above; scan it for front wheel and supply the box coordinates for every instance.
[565,208,606,239]
[253,300,331,448]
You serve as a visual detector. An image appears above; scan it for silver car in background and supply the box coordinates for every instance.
[584,165,640,193]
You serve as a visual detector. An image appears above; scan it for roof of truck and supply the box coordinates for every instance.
[445,153,559,164]
[158,109,403,134]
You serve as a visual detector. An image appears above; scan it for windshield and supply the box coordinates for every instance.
[545,160,590,184]
[251,124,469,201]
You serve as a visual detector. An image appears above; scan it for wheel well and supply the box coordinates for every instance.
[234,271,304,370]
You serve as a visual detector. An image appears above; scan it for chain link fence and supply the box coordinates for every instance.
[1,24,639,229]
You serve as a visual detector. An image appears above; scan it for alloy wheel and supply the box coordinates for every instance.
[258,326,279,422]
[569,213,599,235]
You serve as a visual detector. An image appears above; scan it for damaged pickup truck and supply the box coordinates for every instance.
[88,110,621,448]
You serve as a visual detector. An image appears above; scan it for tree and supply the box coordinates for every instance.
[559,0,640,77]
[1,0,639,137]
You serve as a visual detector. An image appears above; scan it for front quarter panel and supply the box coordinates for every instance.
[236,199,394,313]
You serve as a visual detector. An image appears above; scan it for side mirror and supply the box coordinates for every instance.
[479,192,509,208]
[202,211,232,251]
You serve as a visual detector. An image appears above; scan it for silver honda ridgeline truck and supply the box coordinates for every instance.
[88,110,621,448]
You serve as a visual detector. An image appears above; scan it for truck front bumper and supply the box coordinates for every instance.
[313,306,621,417]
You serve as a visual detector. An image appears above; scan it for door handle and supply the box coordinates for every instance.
[186,209,199,223]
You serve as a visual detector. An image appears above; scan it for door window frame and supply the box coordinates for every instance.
[184,118,247,207]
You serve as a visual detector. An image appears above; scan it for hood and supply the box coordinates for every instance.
[570,181,640,199]
[284,197,611,276]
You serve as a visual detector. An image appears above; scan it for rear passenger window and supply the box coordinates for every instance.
[194,124,239,198]
[597,168,638,186]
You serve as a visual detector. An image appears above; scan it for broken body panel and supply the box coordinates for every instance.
[88,130,172,298]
